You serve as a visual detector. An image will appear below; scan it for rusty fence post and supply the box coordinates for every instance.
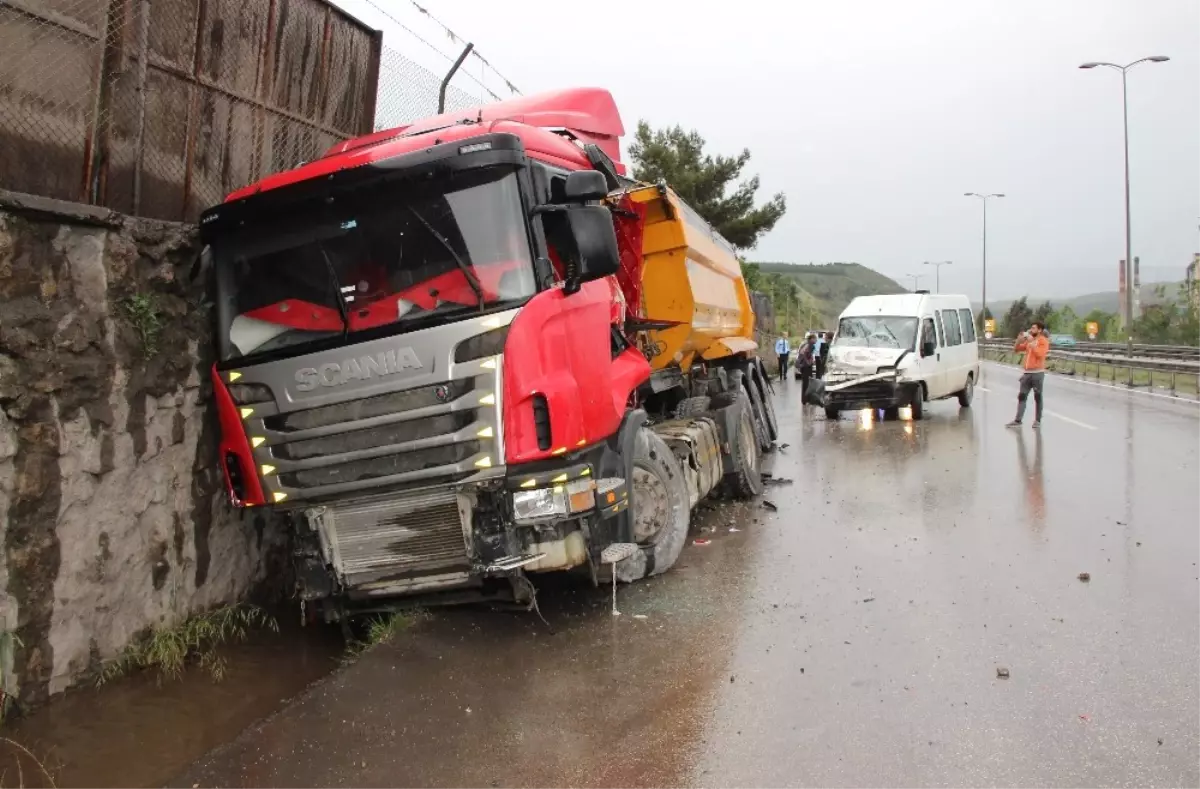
[132,0,151,214]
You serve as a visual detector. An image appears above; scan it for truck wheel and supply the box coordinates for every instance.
[674,395,712,419]
[712,392,764,499]
[615,427,691,582]
[743,368,773,453]
[825,405,841,421]
[909,386,926,420]
[957,375,975,407]
[750,361,778,441]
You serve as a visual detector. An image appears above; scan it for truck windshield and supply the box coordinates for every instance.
[835,316,919,350]
[213,168,535,362]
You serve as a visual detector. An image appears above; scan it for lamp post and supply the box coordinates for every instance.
[923,260,952,293]
[1079,56,1171,354]
[905,273,924,291]
[964,193,1004,330]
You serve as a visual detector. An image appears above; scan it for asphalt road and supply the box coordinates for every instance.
[175,362,1200,788]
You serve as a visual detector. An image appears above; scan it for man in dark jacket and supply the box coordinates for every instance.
[797,334,817,399]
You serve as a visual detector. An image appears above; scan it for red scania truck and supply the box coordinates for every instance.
[198,88,777,620]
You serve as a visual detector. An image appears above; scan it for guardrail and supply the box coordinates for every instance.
[981,340,1200,396]
[981,338,1200,361]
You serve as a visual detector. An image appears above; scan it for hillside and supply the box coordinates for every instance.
[754,262,908,327]
[982,281,1183,318]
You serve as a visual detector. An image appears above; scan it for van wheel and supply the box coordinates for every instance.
[711,391,764,499]
[957,375,975,407]
[615,427,691,583]
[909,386,926,420]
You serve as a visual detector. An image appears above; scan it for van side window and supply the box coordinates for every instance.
[941,310,962,346]
[921,317,937,349]
[934,312,945,346]
[958,308,977,342]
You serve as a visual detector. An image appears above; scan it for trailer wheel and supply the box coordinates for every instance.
[749,361,779,442]
[674,395,712,419]
[712,391,764,499]
[615,427,691,582]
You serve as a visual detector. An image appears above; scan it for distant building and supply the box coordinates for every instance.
[1187,254,1199,308]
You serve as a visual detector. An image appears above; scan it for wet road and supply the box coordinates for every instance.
[176,362,1199,788]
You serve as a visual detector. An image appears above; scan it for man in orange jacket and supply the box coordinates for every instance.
[1007,321,1050,428]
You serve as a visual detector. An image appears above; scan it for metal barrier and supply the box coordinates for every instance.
[981,342,1200,396]
[981,338,1199,361]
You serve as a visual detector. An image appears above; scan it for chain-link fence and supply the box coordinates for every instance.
[0,0,486,222]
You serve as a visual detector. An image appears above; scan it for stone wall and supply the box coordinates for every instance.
[0,190,279,706]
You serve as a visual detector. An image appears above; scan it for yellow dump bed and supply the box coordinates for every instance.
[624,184,758,371]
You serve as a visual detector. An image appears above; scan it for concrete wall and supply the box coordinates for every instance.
[0,189,278,706]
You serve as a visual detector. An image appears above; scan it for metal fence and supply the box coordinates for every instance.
[0,0,482,222]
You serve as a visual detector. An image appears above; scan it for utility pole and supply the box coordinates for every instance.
[1079,55,1171,354]
[965,194,1005,326]
[923,260,952,293]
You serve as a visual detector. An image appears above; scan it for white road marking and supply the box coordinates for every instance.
[1044,411,1097,430]
[977,386,992,393]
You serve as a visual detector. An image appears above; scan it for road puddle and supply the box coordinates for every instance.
[2,610,343,788]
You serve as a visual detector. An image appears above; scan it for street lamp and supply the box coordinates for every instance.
[905,273,924,291]
[1079,55,1171,354]
[923,260,952,293]
[965,193,1004,330]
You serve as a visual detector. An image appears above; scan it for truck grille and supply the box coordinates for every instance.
[246,363,503,503]
[326,488,469,586]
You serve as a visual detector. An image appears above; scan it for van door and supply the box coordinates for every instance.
[937,308,966,395]
[914,315,946,398]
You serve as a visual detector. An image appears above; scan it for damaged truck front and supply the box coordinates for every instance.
[198,88,775,621]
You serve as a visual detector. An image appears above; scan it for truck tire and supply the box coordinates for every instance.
[825,405,841,421]
[743,369,773,453]
[614,426,691,582]
[712,391,764,499]
[674,395,712,419]
[749,361,779,441]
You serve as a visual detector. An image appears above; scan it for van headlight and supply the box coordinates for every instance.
[512,479,596,524]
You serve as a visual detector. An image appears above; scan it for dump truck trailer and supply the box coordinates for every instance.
[198,88,776,618]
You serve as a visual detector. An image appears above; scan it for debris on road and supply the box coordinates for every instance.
[729,527,741,533]
[632,614,648,620]
[693,538,712,546]
[1079,714,1091,722]
[996,667,1010,679]
[1158,738,1164,746]
[1078,572,1091,582]
[862,597,876,603]
[762,500,779,512]
[761,472,793,486]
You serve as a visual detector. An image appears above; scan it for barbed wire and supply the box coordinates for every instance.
[402,0,521,96]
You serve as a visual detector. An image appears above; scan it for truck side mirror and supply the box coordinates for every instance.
[563,170,609,203]
[563,205,620,294]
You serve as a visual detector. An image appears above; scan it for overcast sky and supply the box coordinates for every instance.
[337,0,1198,302]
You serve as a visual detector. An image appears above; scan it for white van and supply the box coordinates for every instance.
[822,293,980,420]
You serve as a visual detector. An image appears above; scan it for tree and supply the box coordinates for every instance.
[1001,297,1033,338]
[1048,305,1078,336]
[627,121,787,250]
[1032,301,1055,330]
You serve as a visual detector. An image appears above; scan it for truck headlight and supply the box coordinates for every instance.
[512,487,567,523]
[512,479,596,524]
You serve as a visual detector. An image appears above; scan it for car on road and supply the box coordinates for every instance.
[1049,333,1077,347]
[822,293,980,420]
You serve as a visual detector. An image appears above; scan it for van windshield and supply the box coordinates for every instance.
[836,316,919,350]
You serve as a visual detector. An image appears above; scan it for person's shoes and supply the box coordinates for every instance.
[1031,421,1041,429]
[1006,420,1022,428]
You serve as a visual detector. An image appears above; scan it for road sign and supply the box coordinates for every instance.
[1086,321,1099,340]
[984,318,996,334]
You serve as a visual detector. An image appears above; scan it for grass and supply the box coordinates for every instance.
[342,612,422,662]
[98,604,278,686]
[984,348,1200,395]
[0,738,58,789]
[120,293,163,358]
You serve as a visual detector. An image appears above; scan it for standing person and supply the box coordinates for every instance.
[1007,321,1050,429]
[817,331,832,378]
[774,333,791,382]
[812,332,825,377]
[798,333,817,399]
